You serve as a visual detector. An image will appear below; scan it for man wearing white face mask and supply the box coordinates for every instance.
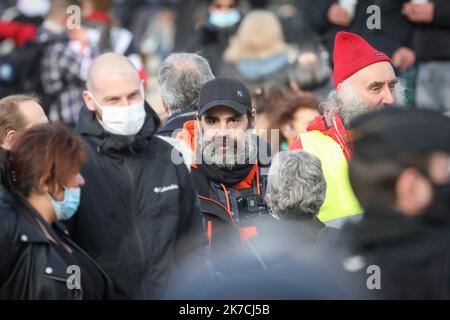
[68,53,209,299]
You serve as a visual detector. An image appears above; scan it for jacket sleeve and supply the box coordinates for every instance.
[432,0,450,27]
[0,207,18,290]
[308,0,337,35]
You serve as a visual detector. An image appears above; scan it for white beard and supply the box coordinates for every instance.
[323,79,406,126]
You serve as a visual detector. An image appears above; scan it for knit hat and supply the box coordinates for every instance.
[333,32,391,88]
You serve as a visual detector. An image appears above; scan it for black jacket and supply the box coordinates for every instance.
[412,0,450,62]
[158,107,197,138]
[338,205,450,299]
[190,141,272,274]
[310,0,414,60]
[186,21,239,75]
[68,103,208,299]
[0,147,7,194]
[0,193,113,300]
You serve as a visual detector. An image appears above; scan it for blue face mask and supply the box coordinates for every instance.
[209,9,241,29]
[51,188,81,221]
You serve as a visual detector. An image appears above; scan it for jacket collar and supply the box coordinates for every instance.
[343,205,431,249]
[307,112,353,161]
[158,107,197,136]
[76,101,160,155]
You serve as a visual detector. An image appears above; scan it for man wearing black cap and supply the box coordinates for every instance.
[177,76,272,273]
[339,107,450,299]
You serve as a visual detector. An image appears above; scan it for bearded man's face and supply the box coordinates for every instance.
[333,62,405,125]
[199,106,257,170]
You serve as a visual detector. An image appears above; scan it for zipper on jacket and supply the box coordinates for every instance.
[123,157,146,294]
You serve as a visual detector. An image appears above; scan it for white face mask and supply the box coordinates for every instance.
[89,88,146,136]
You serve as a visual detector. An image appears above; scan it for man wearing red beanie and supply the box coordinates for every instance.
[290,31,405,228]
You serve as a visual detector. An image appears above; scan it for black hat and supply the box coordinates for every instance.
[350,107,450,160]
[198,76,252,117]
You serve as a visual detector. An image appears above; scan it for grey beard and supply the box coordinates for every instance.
[201,132,258,170]
[323,80,407,127]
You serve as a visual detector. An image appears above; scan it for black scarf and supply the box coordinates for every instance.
[196,135,271,186]
[197,161,254,186]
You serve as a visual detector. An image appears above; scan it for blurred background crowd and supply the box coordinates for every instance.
[2,0,449,140]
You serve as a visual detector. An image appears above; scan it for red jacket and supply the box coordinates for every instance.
[0,20,37,46]
[289,112,353,161]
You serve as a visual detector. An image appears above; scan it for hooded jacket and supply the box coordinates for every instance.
[67,103,208,299]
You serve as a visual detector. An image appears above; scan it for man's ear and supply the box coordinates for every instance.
[249,108,256,128]
[82,90,97,112]
[336,82,343,94]
[2,129,16,149]
[396,168,433,216]
[161,97,169,115]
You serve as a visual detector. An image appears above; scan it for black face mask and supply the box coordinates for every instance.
[422,181,450,224]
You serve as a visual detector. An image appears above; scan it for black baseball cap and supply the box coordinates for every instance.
[197,76,252,117]
[350,107,450,160]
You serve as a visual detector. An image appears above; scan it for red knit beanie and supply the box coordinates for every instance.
[333,32,392,88]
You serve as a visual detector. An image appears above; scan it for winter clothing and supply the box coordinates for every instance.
[332,31,392,87]
[0,193,113,300]
[67,103,208,299]
[177,120,272,274]
[290,113,363,224]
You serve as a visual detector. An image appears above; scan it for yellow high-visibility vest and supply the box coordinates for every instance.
[300,130,363,222]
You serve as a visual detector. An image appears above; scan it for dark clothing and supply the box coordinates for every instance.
[68,103,208,299]
[0,147,7,194]
[339,205,450,299]
[0,193,113,300]
[252,213,330,259]
[412,0,450,62]
[311,0,414,61]
[158,107,197,137]
[186,21,239,75]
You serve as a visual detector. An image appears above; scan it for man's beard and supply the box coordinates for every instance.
[324,80,406,126]
[200,129,258,171]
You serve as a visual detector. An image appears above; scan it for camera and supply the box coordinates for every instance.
[237,192,268,217]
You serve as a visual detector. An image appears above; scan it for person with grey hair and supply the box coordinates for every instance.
[158,52,214,137]
[248,150,338,267]
[288,48,333,103]
[290,32,405,228]
[262,150,337,246]
[266,150,326,221]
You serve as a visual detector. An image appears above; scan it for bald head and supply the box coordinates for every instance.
[86,53,140,94]
[83,53,144,114]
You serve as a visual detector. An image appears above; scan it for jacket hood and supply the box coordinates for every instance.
[76,101,160,154]
[235,52,289,82]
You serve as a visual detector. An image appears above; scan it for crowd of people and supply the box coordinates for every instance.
[1,0,450,300]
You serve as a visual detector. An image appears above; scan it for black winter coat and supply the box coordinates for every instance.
[0,193,113,300]
[338,205,450,299]
[68,103,209,299]
[310,0,414,60]
[412,0,450,62]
